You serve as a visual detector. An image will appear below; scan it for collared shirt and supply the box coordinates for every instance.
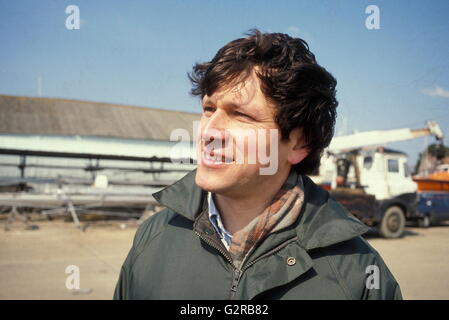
[207,192,233,250]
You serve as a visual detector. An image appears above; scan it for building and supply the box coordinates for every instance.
[0,95,200,195]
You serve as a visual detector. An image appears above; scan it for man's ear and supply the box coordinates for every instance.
[287,128,310,165]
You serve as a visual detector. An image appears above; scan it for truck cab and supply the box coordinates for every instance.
[311,121,444,238]
[356,147,417,200]
[325,147,421,238]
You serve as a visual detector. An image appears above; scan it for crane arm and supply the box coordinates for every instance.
[328,121,443,152]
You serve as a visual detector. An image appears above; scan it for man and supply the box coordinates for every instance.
[114,30,402,300]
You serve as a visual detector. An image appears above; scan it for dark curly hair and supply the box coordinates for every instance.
[188,29,338,175]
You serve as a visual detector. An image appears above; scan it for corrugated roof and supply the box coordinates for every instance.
[0,95,201,141]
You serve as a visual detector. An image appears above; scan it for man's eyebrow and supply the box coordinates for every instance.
[201,97,214,106]
[202,98,246,110]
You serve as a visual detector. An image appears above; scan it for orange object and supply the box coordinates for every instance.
[413,170,449,192]
[428,171,449,181]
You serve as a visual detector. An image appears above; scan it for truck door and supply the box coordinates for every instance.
[385,156,416,198]
[385,157,400,198]
[359,153,389,199]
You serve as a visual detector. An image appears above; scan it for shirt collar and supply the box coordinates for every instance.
[207,192,232,248]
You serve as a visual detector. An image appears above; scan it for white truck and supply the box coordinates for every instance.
[311,121,444,238]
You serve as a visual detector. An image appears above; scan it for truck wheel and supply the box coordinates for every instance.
[379,206,405,238]
[418,215,431,228]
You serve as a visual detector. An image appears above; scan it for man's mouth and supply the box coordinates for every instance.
[201,149,234,166]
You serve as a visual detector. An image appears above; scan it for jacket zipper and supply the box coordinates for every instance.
[195,230,242,299]
[196,229,298,300]
[230,236,299,299]
[194,230,236,267]
[229,269,242,300]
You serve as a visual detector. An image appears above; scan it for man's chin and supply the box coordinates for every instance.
[195,163,261,195]
[195,165,236,193]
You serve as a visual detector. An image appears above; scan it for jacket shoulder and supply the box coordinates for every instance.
[321,236,402,300]
[113,208,178,300]
[133,208,177,250]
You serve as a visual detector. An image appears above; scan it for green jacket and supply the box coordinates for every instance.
[114,170,402,300]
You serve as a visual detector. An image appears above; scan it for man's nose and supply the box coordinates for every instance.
[201,128,226,149]
[201,110,228,148]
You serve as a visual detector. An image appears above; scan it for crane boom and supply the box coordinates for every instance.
[328,121,443,152]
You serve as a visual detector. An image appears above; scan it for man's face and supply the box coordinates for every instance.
[195,69,305,198]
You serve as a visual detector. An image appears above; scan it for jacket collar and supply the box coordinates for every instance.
[152,169,369,251]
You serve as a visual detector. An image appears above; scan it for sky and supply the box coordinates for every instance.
[1,0,448,168]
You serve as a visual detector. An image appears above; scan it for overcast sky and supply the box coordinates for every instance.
[1,0,448,167]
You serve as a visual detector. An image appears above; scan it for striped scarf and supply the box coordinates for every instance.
[229,170,305,269]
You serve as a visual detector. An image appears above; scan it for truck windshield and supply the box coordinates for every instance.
[363,156,373,169]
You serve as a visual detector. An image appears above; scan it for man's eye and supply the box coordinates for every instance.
[203,106,215,114]
[235,111,253,120]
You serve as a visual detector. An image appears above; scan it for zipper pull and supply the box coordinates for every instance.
[230,269,242,293]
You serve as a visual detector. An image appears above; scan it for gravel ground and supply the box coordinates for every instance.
[1,218,448,300]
